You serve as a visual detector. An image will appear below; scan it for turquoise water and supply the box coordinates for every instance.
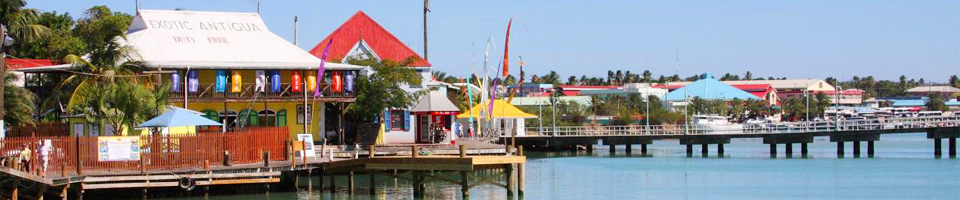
[159,133,960,200]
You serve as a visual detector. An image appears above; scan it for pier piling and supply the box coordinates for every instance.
[609,144,616,153]
[460,171,470,198]
[853,140,861,157]
[328,174,336,193]
[586,144,593,152]
[868,141,875,157]
[785,143,793,157]
[506,164,515,196]
[701,144,708,155]
[934,138,942,157]
[625,144,632,153]
[801,143,809,157]
[348,171,354,195]
[769,143,777,157]
[686,144,693,157]
[641,144,648,155]
[717,143,724,155]
[949,138,957,158]
[837,141,845,158]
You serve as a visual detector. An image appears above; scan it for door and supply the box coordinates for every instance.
[417,115,430,143]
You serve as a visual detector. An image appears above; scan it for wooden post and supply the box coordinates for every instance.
[368,172,376,195]
[328,174,336,192]
[348,171,354,195]
[140,156,147,173]
[459,145,467,158]
[223,151,231,166]
[412,171,423,197]
[505,164,515,196]
[204,160,210,171]
[411,145,418,158]
[302,141,308,167]
[263,151,270,167]
[368,145,375,158]
[460,171,470,198]
[518,146,525,196]
[12,178,20,200]
[76,137,83,175]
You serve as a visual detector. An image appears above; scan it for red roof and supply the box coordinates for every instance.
[310,11,431,67]
[5,59,57,70]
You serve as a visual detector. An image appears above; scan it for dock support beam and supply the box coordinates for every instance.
[785,143,793,157]
[609,144,616,153]
[853,140,861,157]
[369,172,375,195]
[686,144,693,157]
[837,141,845,158]
[934,138,942,157]
[460,171,470,198]
[801,143,808,157]
[518,146,525,196]
[412,171,423,198]
[506,164,515,196]
[625,144,632,154]
[348,171,355,195]
[641,144,648,155]
[950,138,957,158]
[868,141,875,157]
[769,143,777,157]
[586,144,593,153]
[701,143,708,156]
[328,174,336,193]
[717,143,724,155]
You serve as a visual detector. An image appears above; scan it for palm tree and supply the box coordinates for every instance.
[4,72,35,126]
[1,0,52,57]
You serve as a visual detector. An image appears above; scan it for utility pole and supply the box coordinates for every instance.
[423,0,430,61]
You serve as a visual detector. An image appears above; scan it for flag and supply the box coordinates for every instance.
[314,38,334,97]
[188,70,199,93]
[502,18,512,77]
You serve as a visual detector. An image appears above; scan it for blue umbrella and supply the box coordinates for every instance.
[138,107,223,127]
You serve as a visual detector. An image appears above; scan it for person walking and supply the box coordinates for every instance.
[39,140,52,177]
[18,144,31,172]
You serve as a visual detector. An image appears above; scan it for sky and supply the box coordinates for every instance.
[26,0,960,82]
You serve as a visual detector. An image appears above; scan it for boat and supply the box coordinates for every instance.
[691,115,743,133]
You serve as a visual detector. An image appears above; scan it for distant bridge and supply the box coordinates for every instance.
[505,116,960,158]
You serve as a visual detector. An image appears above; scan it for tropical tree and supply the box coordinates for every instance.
[925,92,948,112]
[1,0,52,57]
[344,56,425,142]
[3,72,35,125]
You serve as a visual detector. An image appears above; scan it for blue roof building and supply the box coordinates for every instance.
[665,73,761,101]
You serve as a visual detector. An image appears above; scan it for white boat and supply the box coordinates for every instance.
[691,115,743,132]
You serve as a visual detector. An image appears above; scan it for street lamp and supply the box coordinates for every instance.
[835,86,842,131]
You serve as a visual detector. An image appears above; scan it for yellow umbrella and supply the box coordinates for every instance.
[457,99,537,119]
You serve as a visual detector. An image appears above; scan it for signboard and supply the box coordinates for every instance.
[296,134,316,158]
[97,136,141,161]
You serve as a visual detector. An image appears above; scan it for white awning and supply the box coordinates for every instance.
[123,10,363,70]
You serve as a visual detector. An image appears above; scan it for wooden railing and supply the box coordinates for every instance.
[0,127,290,174]
[170,82,355,101]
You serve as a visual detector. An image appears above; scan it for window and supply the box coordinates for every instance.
[258,110,277,127]
[297,105,312,124]
[239,109,258,127]
[390,110,405,130]
[220,111,237,128]
[202,110,219,122]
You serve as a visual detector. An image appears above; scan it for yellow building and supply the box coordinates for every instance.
[61,9,365,141]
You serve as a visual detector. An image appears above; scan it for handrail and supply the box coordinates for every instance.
[522,116,960,137]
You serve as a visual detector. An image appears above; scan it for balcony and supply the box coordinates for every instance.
[170,82,356,102]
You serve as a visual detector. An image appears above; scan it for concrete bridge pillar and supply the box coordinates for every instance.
[641,144,648,155]
[609,144,616,153]
[867,141,875,157]
[625,144,632,153]
[926,127,960,158]
[586,144,593,153]
[686,144,693,157]
[701,144,709,155]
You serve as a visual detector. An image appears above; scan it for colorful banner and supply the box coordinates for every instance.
[270,70,281,93]
[345,71,355,92]
[255,70,266,92]
[307,72,317,92]
[97,136,140,161]
[332,71,343,93]
[170,71,181,92]
[502,18,512,77]
[291,71,302,92]
[188,70,199,93]
[231,71,242,93]
[215,70,226,92]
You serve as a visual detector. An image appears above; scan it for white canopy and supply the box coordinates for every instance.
[123,10,363,70]
[410,90,460,113]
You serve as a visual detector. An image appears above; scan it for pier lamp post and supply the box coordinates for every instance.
[645,95,650,133]
[835,86,841,131]
[804,89,809,130]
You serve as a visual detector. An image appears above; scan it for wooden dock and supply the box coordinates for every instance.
[0,143,526,200]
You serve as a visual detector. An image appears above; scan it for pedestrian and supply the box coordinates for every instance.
[18,144,31,172]
[39,140,52,177]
